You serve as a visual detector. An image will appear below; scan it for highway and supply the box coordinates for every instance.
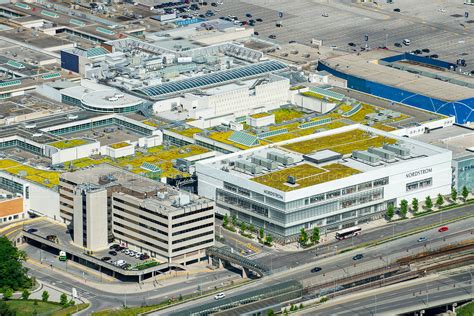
[152,217,474,315]
[303,269,473,315]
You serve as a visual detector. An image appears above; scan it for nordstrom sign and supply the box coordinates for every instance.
[406,168,432,178]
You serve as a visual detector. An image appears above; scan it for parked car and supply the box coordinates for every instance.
[253,31,259,35]
[394,42,402,48]
[269,34,276,39]
[429,54,439,58]
[422,48,430,53]
[417,237,428,242]
[256,18,263,22]
[109,244,119,250]
[123,249,130,255]
[311,267,322,273]
[109,251,117,256]
[26,228,37,233]
[101,256,111,262]
[211,2,217,6]
[140,254,150,260]
[135,253,141,259]
[352,254,364,261]
[393,8,401,12]
[128,251,136,257]
[348,42,356,47]
[246,13,252,18]
[214,293,226,300]
[438,226,448,232]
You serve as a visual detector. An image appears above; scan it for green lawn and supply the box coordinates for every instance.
[457,301,474,316]
[6,300,63,316]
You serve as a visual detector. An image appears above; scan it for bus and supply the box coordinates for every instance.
[58,251,67,261]
[335,226,362,240]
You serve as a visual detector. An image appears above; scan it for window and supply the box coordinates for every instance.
[358,182,372,191]
[310,194,325,204]
[342,186,356,195]
[406,178,432,192]
[373,177,389,187]
[326,190,341,199]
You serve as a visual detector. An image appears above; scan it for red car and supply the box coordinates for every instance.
[438,226,448,232]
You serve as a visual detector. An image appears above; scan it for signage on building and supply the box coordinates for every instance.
[264,190,283,200]
[406,168,432,178]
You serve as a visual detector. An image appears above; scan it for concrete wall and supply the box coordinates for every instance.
[46,142,101,164]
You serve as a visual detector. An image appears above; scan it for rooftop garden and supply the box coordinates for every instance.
[142,120,158,127]
[109,142,131,149]
[301,91,338,103]
[65,144,209,178]
[270,108,304,124]
[252,163,360,191]
[0,159,60,188]
[169,127,203,138]
[289,85,306,90]
[282,129,397,155]
[250,112,273,119]
[48,139,88,149]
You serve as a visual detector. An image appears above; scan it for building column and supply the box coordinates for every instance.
[218,259,223,269]
[241,267,247,279]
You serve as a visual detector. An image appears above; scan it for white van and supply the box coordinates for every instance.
[214,293,226,300]
[403,39,411,46]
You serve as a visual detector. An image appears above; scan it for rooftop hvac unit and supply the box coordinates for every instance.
[287,175,296,185]
[235,160,263,175]
[352,150,380,164]
[267,151,294,165]
[368,147,395,161]
[383,144,410,157]
[251,155,278,170]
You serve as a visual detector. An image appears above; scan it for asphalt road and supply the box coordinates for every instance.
[154,217,474,315]
[255,204,474,271]
[303,271,473,315]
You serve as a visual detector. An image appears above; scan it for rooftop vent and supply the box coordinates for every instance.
[287,175,296,185]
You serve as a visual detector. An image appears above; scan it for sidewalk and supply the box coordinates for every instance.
[25,258,233,295]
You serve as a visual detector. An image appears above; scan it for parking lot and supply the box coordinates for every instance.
[186,0,473,71]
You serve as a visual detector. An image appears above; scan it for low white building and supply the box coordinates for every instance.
[196,124,452,241]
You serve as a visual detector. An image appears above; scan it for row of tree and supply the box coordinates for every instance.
[299,227,320,247]
[386,186,470,220]
[223,214,273,246]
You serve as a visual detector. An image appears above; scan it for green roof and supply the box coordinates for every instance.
[342,103,362,117]
[141,162,161,173]
[7,60,25,69]
[70,18,86,27]
[41,73,61,80]
[228,131,259,147]
[96,26,115,36]
[0,80,21,88]
[41,10,58,18]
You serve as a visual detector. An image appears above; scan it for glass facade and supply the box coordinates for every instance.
[216,177,389,238]
[453,156,474,192]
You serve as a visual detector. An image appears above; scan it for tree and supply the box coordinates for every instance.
[265,235,273,246]
[451,187,458,202]
[310,227,320,244]
[299,228,308,246]
[68,299,75,307]
[266,309,275,316]
[22,289,30,300]
[240,222,246,234]
[60,293,69,306]
[462,186,470,201]
[412,198,419,214]
[436,194,444,207]
[41,290,49,302]
[425,196,433,210]
[386,205,394,220]
[0,301,14,316]
[0,237,32,291]
[223,214,228,227]
[399,200,408,218]
[249,224,255,234]
[231,214,237,227]
[259,227,265,240]
[2,288,13,300]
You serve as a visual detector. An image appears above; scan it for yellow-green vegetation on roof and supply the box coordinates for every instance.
[109,142,130,149]
[372,123,397,132]
[290,85,306,90]
[0,159,60,188]
[282,129,396,155]
[142,120,158,127]
[65,145,209,178]
[49,139,88,149]
[207,130,269,150]
[252,163,360,192]
[270,108,304,124]
[250,112,272,119]
[169,127,203,138]
[266,120,347,143]
[301,91,337,103]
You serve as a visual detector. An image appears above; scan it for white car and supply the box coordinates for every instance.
[129,251,135,256]
[123,249,130,255]
[214,293,225,300]
[135,253,141,259]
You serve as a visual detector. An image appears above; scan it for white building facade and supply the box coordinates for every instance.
[196,125,452,241]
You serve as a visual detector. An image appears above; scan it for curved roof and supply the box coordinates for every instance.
[134,60,287,98]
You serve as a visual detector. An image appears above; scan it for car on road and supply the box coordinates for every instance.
[352,254,364,261]
[403,39,411,46]
[253,31,259,35]
[214,293,226,300]
[322,12,329,17]
[101,256,111,262]
[417,237,428,242]
[108,250,117,256]
[348,42,356,47]
[289,40,296,44]
[393,8,401,12]
[246,13,252,18]
[256,18,263,22]
[394,42,402,48]
[429,54,439,58]
[311,267,322,273]
[438,226,448,232]
[211,2,217,6]
[26,228,37,233]
[269,34,276,39]
[422,48,430,53]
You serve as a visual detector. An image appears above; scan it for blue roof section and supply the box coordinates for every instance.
[86,47,109,58]
[134,60,287,98]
